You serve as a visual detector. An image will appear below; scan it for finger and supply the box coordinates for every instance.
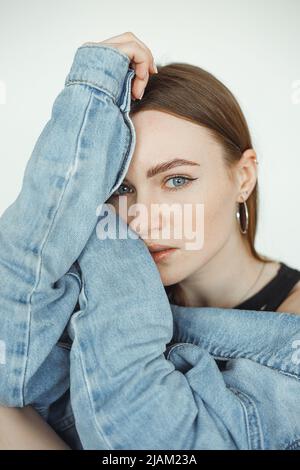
[125,33,156,73]
[131,61,149,81]
[132,64,149,100]
[105,32,157,74]
[129,63,148,101]
[117,42,151,99]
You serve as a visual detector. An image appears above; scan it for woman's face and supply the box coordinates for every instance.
[107,109,248,286]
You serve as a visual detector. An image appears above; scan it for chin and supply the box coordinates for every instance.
[151,249,186,285]
[154,266,183,287]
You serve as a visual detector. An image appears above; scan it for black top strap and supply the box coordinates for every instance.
[234,262,300,311]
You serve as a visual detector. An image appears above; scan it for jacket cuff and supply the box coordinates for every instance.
[64,44,131,103]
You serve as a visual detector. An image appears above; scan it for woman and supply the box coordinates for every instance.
[0,32,300,450]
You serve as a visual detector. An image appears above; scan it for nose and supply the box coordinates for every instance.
[128,195,162,240]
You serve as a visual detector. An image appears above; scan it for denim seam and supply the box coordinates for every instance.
[69,274,88,323]
[34,405,75,432]
[22,90,94,407]
[74,340,113,450]
[91,89,131,180]
[51,414,76,432]
[174,336,300,380]
[166,342,248,449]
[66,269,82,289]
[227,385,264,450]
[66,80,117,104]
[211,351,300,380]
[70,272,115,449]
[57,341,72,350]
[110,119,131,195]
[166,342,192,361]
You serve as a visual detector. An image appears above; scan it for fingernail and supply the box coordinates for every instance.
[139,89,144,100]
[153,63,158,74]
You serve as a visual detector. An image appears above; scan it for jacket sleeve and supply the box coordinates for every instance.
[69,209,250,450]
[0,45,135,409]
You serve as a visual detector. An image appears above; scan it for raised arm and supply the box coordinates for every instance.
[0,41,136,411]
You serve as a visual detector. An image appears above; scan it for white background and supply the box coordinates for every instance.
[0,0,299,267]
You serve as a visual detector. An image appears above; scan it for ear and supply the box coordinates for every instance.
[235,148,258,201]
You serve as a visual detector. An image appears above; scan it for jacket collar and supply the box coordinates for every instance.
[169,304,300,379]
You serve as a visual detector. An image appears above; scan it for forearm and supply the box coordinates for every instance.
[0,405,70,450]
[69,211,247,449]
[0,45,135,410]
[69,210,300,449]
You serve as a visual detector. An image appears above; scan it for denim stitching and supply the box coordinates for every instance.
[72,337,113,450]
[228,386,264,450]
[22,90,94,407]
[173,335,300,380]
[65,80,116,103]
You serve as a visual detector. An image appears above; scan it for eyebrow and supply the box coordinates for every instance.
[146,158,200,178]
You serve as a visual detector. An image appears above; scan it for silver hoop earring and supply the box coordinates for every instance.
[236,194,249,234]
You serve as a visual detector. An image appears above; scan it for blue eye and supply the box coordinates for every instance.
[165,176,197,191]
[112,183,134,197]
[110,175,198,198]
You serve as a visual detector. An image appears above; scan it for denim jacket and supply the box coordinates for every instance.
[0,44,300,451]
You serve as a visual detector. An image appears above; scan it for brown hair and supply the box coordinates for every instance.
[129,62,274,306]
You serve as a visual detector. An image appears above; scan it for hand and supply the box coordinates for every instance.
[82,31,158,101]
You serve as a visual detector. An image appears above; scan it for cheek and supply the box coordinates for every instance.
[169,183,234,252]
[161,186,236,281]
[202,190,235,249]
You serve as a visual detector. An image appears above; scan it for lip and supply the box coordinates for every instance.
[148,246,178,263]
[147,243,175,252]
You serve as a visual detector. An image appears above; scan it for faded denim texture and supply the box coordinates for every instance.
[0,45,300,450]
